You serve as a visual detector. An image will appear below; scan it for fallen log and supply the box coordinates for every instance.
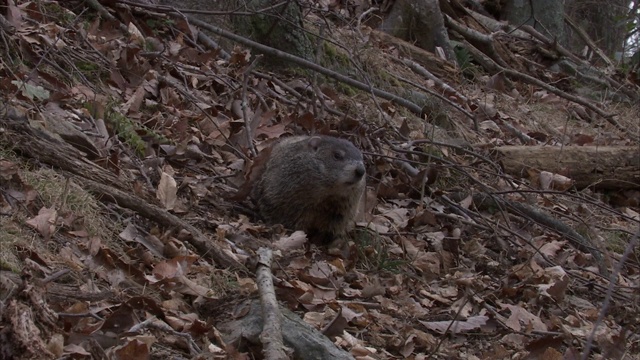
[494,146,640,190]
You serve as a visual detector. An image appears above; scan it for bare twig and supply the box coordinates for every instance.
[242,55,262,157]
[356,7,378,38]
[129,317,201,355]
[520,24,637,101]
[445,15,510,68]
[581,227,640,359]
[460,40,632,136]
[41,269,70,284]
[392,58,479,130]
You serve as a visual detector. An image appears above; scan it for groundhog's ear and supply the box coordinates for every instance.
[308,136,322,151]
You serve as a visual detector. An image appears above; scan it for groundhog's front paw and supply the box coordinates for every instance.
[326,236,350,257]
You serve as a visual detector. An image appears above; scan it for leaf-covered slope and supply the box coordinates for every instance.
[0,1,638,359]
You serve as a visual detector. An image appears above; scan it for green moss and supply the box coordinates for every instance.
[336,82,357,97]
[604,230,630,253]
[94,101,170,156]
[322,43,351,67]
[40,2,75,25]
[76,62,100,73]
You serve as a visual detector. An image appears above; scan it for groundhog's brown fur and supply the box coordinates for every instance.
[251,135,366,242]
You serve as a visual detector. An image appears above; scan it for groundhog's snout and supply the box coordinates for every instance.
[344,161,366,185]
[354,163,365,179]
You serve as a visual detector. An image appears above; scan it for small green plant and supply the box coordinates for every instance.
[75,61,107,82]
[95,101,171,156]
[209,270,240,296]
[353,228,406,272]
[145,18,175,35]
[41,2,75,25]
[107,111,147,155]
[453,44,480,80]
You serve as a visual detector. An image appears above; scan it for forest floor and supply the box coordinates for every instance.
[0,1,639,359]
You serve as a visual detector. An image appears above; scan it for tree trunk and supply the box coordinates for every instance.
[565,0,630,60]
[229,0,314,63]
[380,0,456,61]
[158,0,314,63]
[501,0,567,46]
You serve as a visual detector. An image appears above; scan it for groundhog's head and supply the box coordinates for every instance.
[307,136,366,190]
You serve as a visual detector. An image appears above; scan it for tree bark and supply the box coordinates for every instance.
[158,0,314,62]
[501,0,567,46]
[380,0,456,61]
[229,0,314,63]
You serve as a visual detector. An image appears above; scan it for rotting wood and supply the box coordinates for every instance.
[370,29,456,79]
[1,116,125,191]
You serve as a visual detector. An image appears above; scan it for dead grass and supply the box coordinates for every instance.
[0,151,123,273]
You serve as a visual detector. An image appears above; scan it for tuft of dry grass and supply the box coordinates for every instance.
[0,153,122,272]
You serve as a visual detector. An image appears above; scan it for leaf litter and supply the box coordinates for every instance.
[0,1,638,359]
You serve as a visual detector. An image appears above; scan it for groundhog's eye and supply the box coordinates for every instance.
[333,151,344,161]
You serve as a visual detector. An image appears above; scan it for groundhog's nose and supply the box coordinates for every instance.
[355,164,365,179]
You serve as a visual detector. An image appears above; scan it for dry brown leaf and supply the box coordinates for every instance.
[63,344,92,357]
[25,206,58,240]
[420,315,489,334]
[539,171,574,191]
[535,266,569,301]
[411,252,440,276]
[156,167,177,210]
[114,338,150,360]
[0,160,19,180]
[538,240,565,258]
[147,255,198,282]
[500,303,548,332]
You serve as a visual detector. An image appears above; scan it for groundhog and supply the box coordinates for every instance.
[251,135,366,242]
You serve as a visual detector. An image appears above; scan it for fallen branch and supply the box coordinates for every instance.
[495,145,640,190]
[0,116,243,270]
[444,15,510,68]
[80,177,243,269]
[393,57,479,129]
[256,248,290,359]
[563,15,614,68]
[166,13,424,116]
[459,39,632,135]
[519,25,637,102]
[469,192,608,276]
[217,299,355,360]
